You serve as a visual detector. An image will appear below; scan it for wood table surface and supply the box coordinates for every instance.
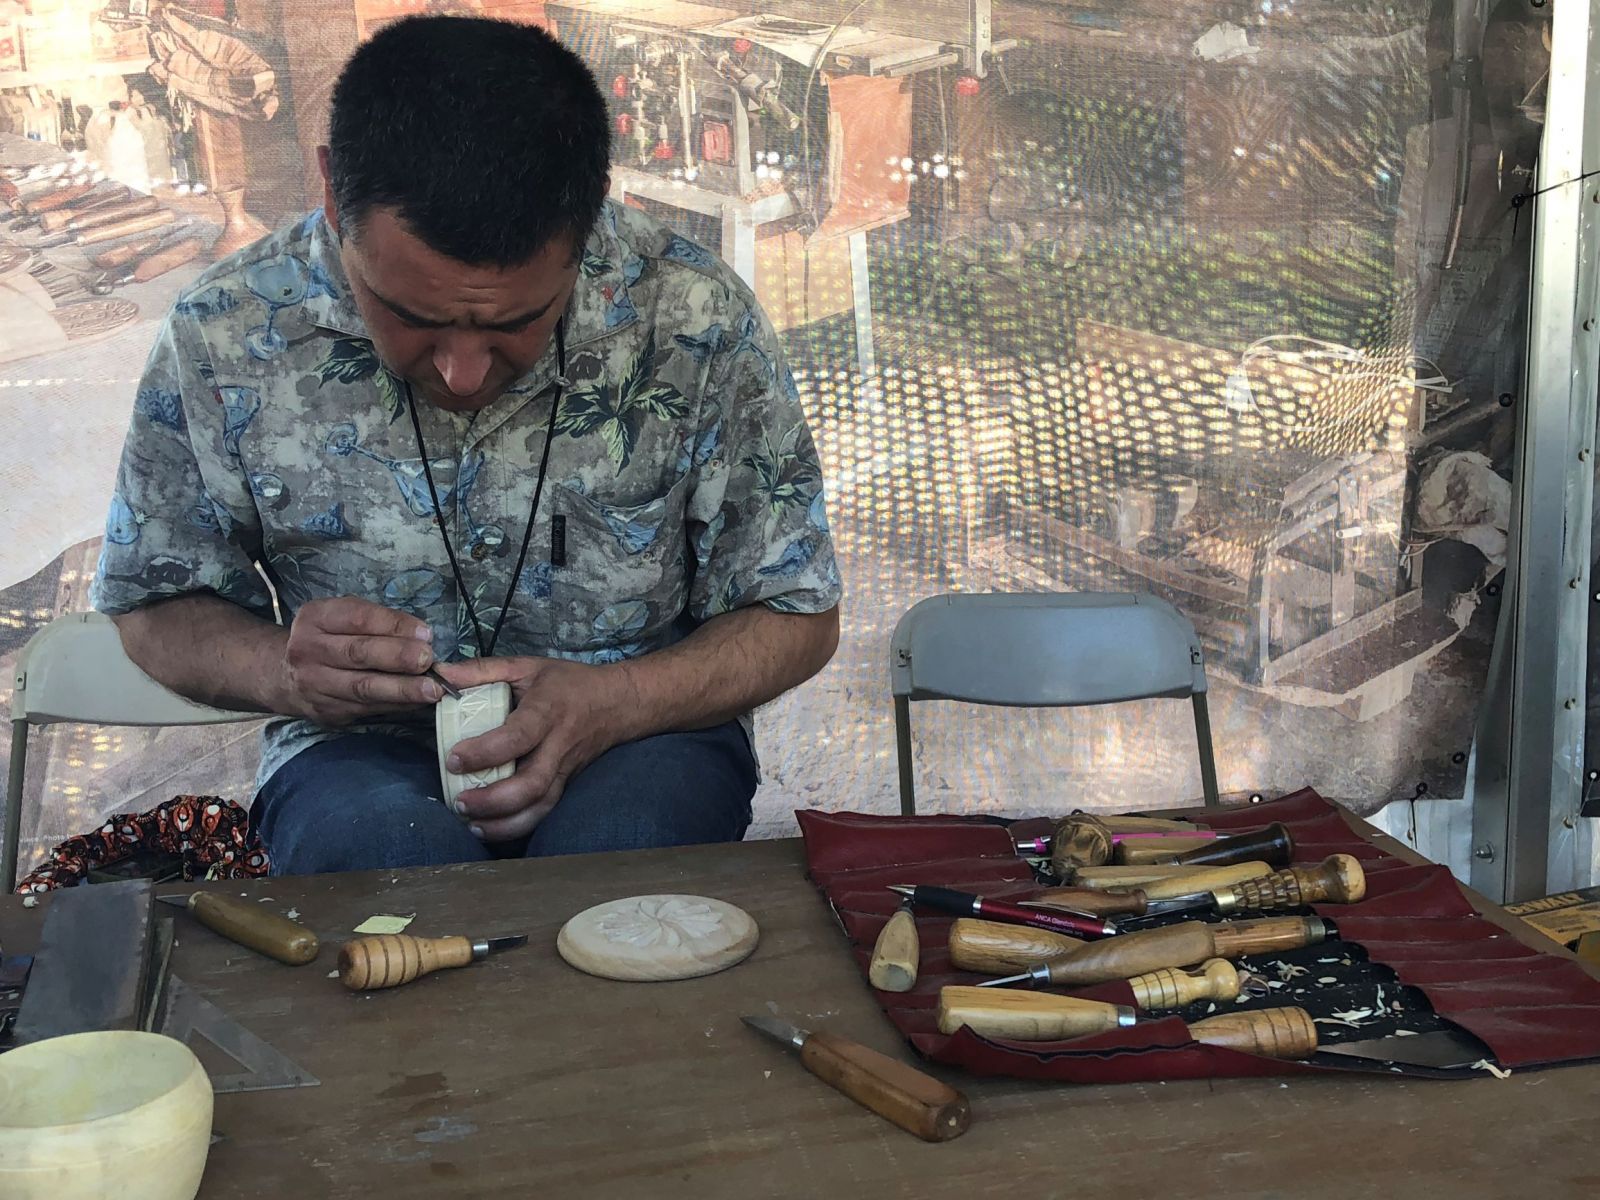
[5,833,1600,1199]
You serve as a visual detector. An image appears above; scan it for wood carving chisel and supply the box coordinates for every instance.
[338,932,527,990]
[741,1015,970,1142]
[1122,854,1370,921]
[157,893,320,965]
[887,884,1119,939]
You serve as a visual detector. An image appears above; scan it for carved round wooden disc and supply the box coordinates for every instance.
[557,895,759,982]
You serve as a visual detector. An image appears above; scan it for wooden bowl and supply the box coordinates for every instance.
[0,1030,213,1200]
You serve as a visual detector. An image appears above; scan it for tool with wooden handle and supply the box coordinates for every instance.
[38,208,175,247]
[1211,854,1367,913]
[38,193,154,233]
[111,237,205,285]
[1188,1006,1317,1059]
[1070,861,1272,892]
[1137,863,1276,902]
[1026,886,1150,918]
[90,230,168,269]
[868,900,920,992]
[339,932,528,990]
[937,986,1136,1039]
[34,188,137,231]
[1126,959,1240,1010]
[949,918,1083,974]
[1115,836,1227,865]
[156,893,319,965]
[977,922,1219,988]
[21,182,95,213]
[1048,814,1114,871]
[1157,823,1294,869]
[742,1015,970,1141]
[1209,915,1333,958]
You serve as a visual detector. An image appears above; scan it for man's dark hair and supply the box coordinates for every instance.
[327,16,611,266]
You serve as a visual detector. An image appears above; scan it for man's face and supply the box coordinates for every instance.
[330,205,579,414]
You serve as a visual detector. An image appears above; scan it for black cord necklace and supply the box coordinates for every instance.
[403,319,566,659]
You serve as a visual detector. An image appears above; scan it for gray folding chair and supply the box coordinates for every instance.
[890,592,1221,816]
[5,611,254,891]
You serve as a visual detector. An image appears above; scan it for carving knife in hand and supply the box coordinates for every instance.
[741,1015,970,1142]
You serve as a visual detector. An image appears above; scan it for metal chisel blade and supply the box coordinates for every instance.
[483,934,528,954]
[741,1013,808,1051]
[1317,1028,1491,1069]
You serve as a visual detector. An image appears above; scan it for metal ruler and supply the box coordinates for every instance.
[159,976,320,1094]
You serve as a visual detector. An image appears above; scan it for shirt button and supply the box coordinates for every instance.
[471,543,489,561]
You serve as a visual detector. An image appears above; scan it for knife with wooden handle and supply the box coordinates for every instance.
[339,932,528,990]
[743,1015,970,1141]
[1189,1006,1317,1058]
[949,917,1083,974]
[157,892,320,965]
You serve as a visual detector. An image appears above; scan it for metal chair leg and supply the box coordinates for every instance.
[894,694,917,816]
[4,718,31,892]
[1192,693,1221,808]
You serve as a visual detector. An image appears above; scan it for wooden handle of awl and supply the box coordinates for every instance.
[868,906,920,992]
[937,986,1134,1040]
[1070,862,1272,892]
[1214,854,1368,913]
[1188,1007,1317,1059]
[1209,916,1331,958]
[1041,922,1217,986]
[949,918,1082,974]
[339,933,475,990]
[183,893,319,965]
[1163,823,1294,869]
[1127,959,1240,1010]
[800,1031,970,1142]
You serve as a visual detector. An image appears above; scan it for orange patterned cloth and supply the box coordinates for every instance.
[15,795,268,893]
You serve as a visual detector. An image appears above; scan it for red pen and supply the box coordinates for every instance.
[1014,830,1219,854]
[887,884,1118,939]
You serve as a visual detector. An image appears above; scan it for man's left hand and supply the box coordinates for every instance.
[432,656,641,841]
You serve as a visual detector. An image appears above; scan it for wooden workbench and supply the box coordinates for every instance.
[5,832,1599,1198]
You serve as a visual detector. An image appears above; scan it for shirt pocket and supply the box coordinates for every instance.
[547,474,692,658]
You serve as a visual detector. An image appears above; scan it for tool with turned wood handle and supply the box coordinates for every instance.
[339,932,527,990]
[940,993,1315,1060]
[949,918,1083,974]
[973,915,1333,988]
[1211,854,1367,913]
[1070,861,1272,892]
[938,986,1136,1039]
[1155,823,1294,869]
[156,892,319,965]
[1189,1007,1317,1059]
[1126,959,1240,1010]
[868,899,920,992]
[742,1015,970,1141]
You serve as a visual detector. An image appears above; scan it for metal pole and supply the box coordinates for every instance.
[1471,0,1600,900]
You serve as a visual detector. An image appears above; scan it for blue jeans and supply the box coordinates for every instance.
[252,723,757,876]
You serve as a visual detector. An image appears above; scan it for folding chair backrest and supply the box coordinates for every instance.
[5,612,253,891]
[890,592,1219,814]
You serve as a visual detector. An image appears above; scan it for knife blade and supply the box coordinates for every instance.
[741,1015,970,1141]
[1317,1028,1493,1070]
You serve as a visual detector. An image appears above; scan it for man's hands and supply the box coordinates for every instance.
[431,656,642,842]
[274,597,442,726]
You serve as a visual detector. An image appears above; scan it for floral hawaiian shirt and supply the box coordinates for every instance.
[91,200,842,788]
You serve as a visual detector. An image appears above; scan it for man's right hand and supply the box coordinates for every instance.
[275,597,440,726]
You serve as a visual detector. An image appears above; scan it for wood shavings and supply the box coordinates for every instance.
[22,895,39,909]
[1473,1059,1512,1079]
[1392,1029,1419,1037]
[1316,976,1338,984]
[287,908,300,920]
[1276,964,1310,982]
[354,914,415,934]
[327,970,340,979]
[1315,1009,1377,1028]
